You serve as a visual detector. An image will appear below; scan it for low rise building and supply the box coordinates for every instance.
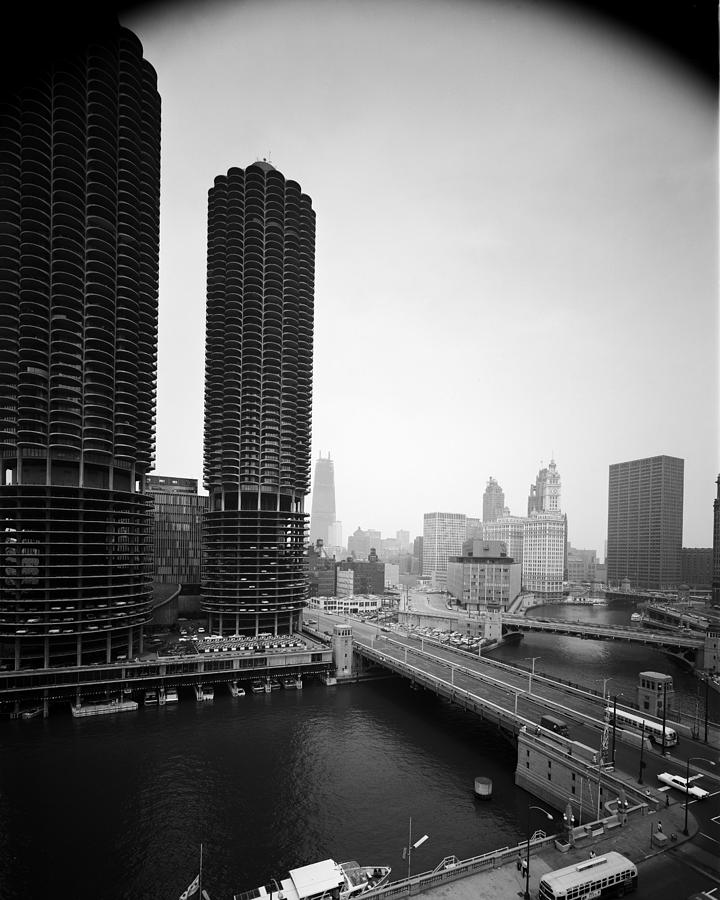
[336,556,385,596]
[446,539,521,613]
[680,548,713,590]
[307,594,382,616]
[307,542,337,598]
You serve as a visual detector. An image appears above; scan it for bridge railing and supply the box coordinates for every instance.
[362,834,559,899]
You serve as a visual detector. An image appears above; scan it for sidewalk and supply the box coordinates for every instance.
[415,792,694,899]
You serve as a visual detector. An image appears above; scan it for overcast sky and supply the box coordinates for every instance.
[124,0,717,555]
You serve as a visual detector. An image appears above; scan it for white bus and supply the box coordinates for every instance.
[604,706,678,747]
[538,852,638,900]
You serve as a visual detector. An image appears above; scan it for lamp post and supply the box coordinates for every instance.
[523,657,541,695]
[661,681,668,756]
[596,677,612,701]
[525,803,554,900]
[638,721,646,785]
[682,757,716,836]
[406,817,429,880]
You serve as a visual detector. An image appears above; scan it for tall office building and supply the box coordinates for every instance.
[422,512,467,589]
[347,527,382,560]
[146,476,208,592]
[606,455,684,589]
[483,516,527,569]
[0,20,160,669]
[202,162,315,636]
[523,513,566,599]
[483,477,506,522]
[309,453,336,546]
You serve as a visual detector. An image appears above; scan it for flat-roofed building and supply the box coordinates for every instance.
[681,548,712,590]
[446,539,521,612]
[423,512,467,589]
[607,455,684,589]
[147,475,207,592]
[483,516,527,570]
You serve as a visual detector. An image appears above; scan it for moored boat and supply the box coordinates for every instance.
[71,699,138,717]
[144,689,159,705]
[250,680,266,694]
[165,688,179,703]
[233,859,391,900]
[194,685,214,701]
[281,677,302,690]
[229,682,246,697]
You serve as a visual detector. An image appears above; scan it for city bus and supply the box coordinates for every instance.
[604,706,678,747]
[538,851,638,900]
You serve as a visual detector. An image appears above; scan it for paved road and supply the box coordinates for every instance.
[313,609,720,897]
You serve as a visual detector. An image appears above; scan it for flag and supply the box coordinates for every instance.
[179,875,199,900]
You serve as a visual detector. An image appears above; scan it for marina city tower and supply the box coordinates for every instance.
[202,162,314,636]
[0,19,161,669]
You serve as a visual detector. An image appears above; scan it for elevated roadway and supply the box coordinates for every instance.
[354,631,613,751]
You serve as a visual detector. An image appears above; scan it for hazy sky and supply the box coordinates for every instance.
[124,0,717,555]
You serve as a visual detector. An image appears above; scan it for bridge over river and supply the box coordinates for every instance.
[501,615,704,666]
[353,632,660,749]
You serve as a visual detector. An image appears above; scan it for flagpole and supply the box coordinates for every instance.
[199,843,203,900]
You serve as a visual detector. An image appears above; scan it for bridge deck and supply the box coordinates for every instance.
[502,616,703,648]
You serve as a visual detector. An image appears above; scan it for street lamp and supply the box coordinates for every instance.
[682,756,716,836]
[525,803,554,900]
[406,817,429,880]
[523,657,541,695]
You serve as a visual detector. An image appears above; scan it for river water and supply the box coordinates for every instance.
[1,602,716,900]
[493,602,720,723]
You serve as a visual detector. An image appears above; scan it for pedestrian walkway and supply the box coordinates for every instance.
[414,787,695,899]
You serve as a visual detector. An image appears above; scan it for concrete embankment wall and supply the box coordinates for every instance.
[515,731,655,823]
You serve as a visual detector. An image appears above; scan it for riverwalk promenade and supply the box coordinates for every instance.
[370,751,719,900]
[414,801,693,899]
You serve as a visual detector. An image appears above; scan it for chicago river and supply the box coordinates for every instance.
[1,603,717,900]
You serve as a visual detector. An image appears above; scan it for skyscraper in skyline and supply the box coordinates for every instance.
[606,455,684,589]
[201,161,315,636]
[482,477,506,522]
[0,19,161,670]
[523,459,567,598]
[527,459,562,515]
[309,453,336,547]
[422,512,467,589]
